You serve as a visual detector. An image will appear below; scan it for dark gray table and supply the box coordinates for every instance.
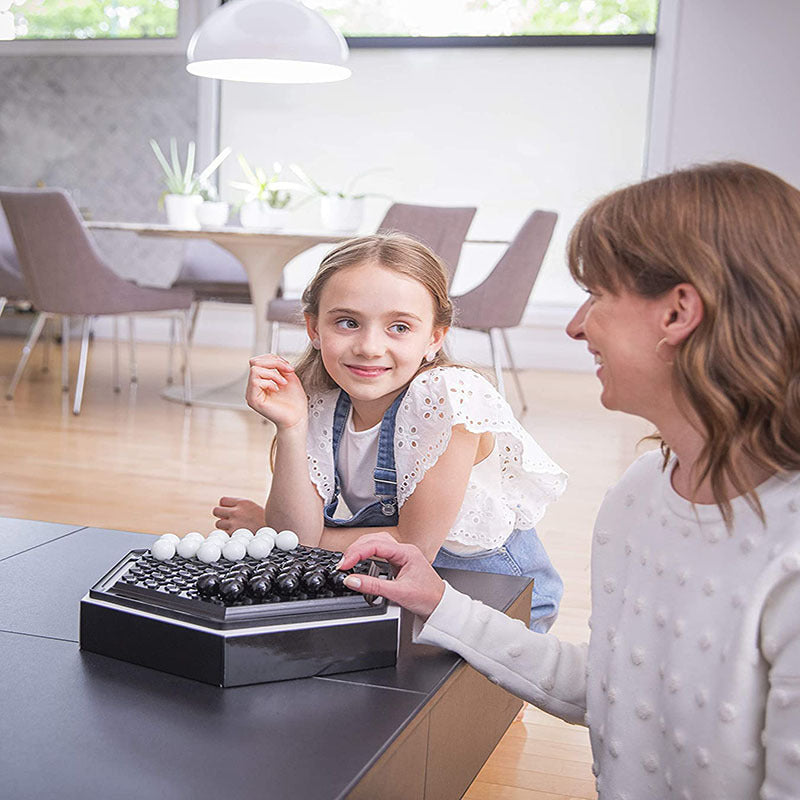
[0,518,532,800]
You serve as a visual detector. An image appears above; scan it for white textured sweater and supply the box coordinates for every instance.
[415,451,800,799]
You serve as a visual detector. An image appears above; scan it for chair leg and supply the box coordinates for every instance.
[500,328,527,413]
[0,297,6,318]
[270,321,281,354]
[73,315,92,415]
[180,309,192,405]
[61,315,70,392]
[166,316,176,386]
[112,316,121,393]
[487,328,506,399]
[41,317,51,373]
[6,312,48,400]
[128,316,138,384]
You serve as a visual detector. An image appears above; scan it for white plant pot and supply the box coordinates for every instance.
[195,201,230,228]
[164,194,202,229]
[320,196,364,232]
[239,200,290,230]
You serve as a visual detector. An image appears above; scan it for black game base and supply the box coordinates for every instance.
[80,546,400,687]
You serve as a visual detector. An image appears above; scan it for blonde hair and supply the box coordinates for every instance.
[293,232,456,393]
[568,161,800,523]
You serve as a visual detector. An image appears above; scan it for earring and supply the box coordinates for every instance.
[311,338,321,350]
[425,351,436,363]
[655,337,674,365]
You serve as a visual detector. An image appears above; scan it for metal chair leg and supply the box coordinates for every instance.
[112,316,121,393]
[180,309,192,405]
[487,328,505,399]
[41,317,51,373]
[270,321,281,353]
[61,315,70,392]
[72,315,92,415]
[128,316,138,384]
[500,328,527,413]
[7,312,48,400]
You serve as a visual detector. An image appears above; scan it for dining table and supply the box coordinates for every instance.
[87,221,351,410]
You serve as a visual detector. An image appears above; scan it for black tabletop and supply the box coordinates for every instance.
[0,520,530,800]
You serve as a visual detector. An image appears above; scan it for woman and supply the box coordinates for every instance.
[337,162,800,799]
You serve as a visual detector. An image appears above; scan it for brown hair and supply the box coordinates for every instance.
[568,161,800,523]
[293,232,456,393]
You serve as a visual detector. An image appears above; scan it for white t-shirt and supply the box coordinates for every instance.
[306,366,567,550]
[415,450,800,799]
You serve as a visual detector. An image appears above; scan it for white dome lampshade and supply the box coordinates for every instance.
[187,0,351,84]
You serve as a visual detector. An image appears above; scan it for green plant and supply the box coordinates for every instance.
[230,156,309,210]
[289,164,390,199]
[149,138,231,197]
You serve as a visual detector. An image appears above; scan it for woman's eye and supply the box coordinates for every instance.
[335,319,358,330]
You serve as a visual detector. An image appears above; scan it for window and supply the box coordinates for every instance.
[1,0,179,41]
[306,0,658,41]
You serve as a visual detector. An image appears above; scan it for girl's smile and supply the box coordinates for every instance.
[306,261,446,428]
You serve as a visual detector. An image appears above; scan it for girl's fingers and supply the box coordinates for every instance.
[249,354,295,373]
[249,367,288,386]
[218,496,242,507]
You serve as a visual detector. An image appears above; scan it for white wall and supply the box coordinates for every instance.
[207,45,652,370]
[647,0,800,184]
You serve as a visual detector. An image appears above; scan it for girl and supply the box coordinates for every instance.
[338,163,800,799]
[214,233,567,631]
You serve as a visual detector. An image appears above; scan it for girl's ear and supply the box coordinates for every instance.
[304,313,319,345]
[661,284,703,345]
[428,326,448,353]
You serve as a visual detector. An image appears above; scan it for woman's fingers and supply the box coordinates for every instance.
[338,532,407,570]
[339,533,445,620]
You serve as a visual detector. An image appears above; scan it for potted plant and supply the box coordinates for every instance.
[150,138,231,229]
[289,165,389,232]
[231,156,308,230]
[195,179,230,228]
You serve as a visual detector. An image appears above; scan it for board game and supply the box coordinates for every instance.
[80,533,400,687]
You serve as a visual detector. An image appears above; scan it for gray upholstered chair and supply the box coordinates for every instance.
[0,207,26,319]
[451,210,558,412]
[0,188,194,414]
[266,202,477,351]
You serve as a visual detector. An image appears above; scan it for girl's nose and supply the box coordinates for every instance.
[566,299,590,340]
[354,327,384,356]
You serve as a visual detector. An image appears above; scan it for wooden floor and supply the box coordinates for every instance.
[0,332,652,799]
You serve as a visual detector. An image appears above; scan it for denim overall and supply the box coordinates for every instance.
[324,389,563,633]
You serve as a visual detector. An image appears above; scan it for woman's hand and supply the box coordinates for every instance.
[337,532,446,620]
[212,496,265,533]
[245,354,308,430]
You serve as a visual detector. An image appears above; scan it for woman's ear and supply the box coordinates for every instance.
[661,284,704,345]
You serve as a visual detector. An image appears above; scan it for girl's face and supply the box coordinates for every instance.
[307,261,446,422]
[566,286,673,420]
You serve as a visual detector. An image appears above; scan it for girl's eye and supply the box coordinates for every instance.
[389,323,410,334]
[335,318,358,330]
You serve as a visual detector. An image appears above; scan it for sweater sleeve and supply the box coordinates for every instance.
[760,562,800,799]
[413,582,589,725]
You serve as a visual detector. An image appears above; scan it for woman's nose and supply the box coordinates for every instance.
[566,299,590,340]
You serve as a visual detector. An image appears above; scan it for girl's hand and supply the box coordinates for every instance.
[245,354,308,430]
[337,533,446,620]
[212,496,265,533]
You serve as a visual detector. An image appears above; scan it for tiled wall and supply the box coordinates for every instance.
[0,54,198,287]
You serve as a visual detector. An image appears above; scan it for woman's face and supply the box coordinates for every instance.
[566,286,674,420]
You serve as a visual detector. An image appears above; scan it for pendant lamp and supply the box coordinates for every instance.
[187,0,350,84]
